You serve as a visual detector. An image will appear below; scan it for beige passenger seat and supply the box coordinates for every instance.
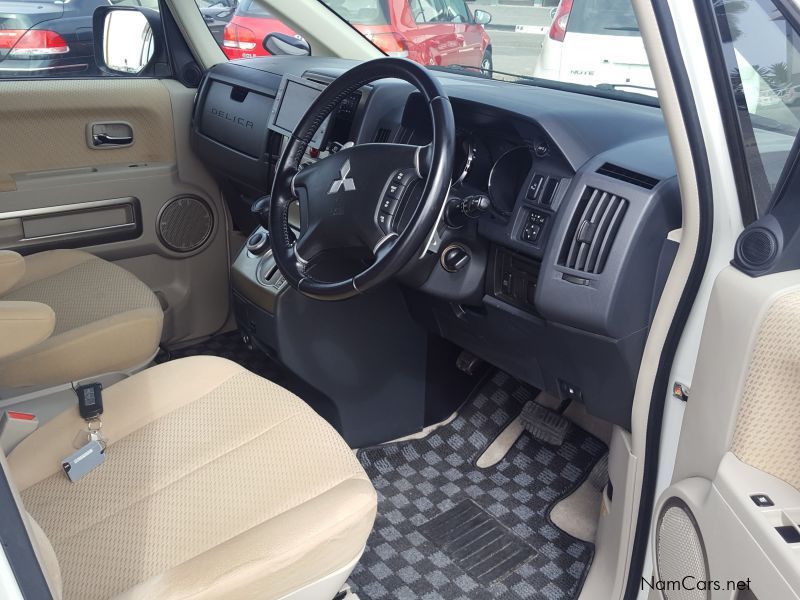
[0,249,163,388]
[5,355,376,600]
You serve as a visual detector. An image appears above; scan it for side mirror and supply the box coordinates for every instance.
[263,32,311,57]
[93,6,167,76]
[473,9,491,25]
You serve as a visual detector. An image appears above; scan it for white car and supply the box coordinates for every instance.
[534,0,655,95]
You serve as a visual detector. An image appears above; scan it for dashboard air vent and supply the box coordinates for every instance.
[597,163,659,190]
[374,127,391,143]
[560,187,628,274]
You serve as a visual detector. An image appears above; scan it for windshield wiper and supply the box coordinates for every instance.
[604,26,639,32]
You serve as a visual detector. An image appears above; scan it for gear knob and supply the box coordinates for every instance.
[251,195,271,230]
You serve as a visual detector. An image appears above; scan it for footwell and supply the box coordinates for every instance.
[350,371,607,600]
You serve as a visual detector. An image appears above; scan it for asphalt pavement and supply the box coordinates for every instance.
[470,1,554,77]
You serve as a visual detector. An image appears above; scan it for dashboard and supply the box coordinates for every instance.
[191,56,681,430]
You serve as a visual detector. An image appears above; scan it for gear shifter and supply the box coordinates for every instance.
[251,195,295,245]
[251,195,271,230]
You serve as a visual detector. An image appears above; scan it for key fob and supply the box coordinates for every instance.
[76,383,103,420]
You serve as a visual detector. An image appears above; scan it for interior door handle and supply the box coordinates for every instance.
[88,122,134,149]
[93,133,133,147]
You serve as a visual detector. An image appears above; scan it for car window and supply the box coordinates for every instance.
[409,0,439,23]
[567,0,640,38]
[437,0,469,24]
[0,0,168,78]
[237,0,273,16]
[714,0,800,215]
[321,0,390,25]
[196,0,658,102]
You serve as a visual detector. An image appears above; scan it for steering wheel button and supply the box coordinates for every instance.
[388,183,400,196]
[381,197,400,215]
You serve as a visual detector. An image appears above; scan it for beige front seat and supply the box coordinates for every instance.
[7,356,377,600]
[0,249,163,388]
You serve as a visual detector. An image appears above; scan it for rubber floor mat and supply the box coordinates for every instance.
[350,371,607,600]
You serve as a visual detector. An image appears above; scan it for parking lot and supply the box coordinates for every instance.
[472,1,555,77]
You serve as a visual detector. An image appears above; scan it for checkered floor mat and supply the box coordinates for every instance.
[156,331,278,380]
[350,371,608,600]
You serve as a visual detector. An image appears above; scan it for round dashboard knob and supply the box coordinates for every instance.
[441,244,471,272]
[246,230,270,255]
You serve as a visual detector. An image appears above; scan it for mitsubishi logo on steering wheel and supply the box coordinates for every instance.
[328,159,356,194]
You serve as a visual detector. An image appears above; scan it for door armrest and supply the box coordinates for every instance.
[0,302,55,360]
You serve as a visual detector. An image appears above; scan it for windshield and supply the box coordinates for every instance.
[203,0,656,102]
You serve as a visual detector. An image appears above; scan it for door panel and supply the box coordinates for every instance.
[0,79,175,192]
[654,267,800,599]
[0,78,230,345]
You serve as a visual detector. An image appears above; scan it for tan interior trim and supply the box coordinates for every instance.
[0,301,55,361]
[0,251,25,295]
[114,480,376,600]
[0,452,63,599]
[8,356,242,490]
[0,80,175,191]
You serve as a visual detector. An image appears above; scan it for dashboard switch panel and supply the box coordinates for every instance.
[490,245,541,315]
[521,210,549,245]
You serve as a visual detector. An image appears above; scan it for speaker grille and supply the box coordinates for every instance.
[158,196,213,253]
[655,499,709,600]
[739,228,777,268]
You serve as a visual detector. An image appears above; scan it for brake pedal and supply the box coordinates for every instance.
[520,401,569,446]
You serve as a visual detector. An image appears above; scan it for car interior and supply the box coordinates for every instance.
[2,0,800,599]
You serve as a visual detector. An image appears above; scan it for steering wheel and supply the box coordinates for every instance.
[267,58,455,301]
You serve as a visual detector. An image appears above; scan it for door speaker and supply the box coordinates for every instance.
[655,498,709,600]
[736,227,778,269]
[157,196,213,253]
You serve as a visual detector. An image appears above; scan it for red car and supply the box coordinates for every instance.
[222,0,493,72]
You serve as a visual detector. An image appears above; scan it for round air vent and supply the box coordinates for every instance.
[737,227,778,269]
[157,196,213,253]
[655,498,709,600]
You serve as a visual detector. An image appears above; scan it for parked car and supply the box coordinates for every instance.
[221,0,299,59]
[534,0,655,94]
[222,0,492,72]
[0,0,110,76]
[0,0,235,76]
[199,0,238,45]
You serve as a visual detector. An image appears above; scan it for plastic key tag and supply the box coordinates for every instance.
[62,440,105,483]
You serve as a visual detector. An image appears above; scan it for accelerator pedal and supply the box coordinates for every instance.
[520,401,569,446]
